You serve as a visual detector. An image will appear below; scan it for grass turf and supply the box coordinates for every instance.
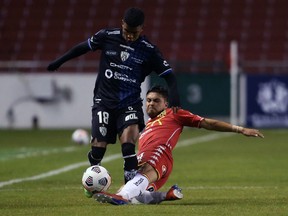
[0,128,287,215]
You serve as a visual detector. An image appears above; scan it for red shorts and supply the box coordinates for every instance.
[137,145,173,191]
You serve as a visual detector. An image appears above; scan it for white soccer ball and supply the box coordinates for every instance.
[71,129,89,145]
[82,165,112,193]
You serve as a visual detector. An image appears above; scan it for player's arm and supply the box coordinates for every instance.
[199,118,264,138]
[47,41,90,71]
[150,46,181,112]
[162,72,181,112]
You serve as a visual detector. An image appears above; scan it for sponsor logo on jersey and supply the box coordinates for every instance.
[125,106,136,113]
[121,51,130,61]
[163,60,169,67]
[125,113,138,121]
[105,69,113,79]
[139,128,152,140]
[99,126,107,137]
[110,62,132,70]
[114,72,136,83]
[105,50,117,56]
[146,114,166,129]
[104,69,137,83]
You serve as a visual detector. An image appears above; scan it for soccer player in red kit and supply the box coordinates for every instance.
[136,99,203,192]
[93,85,264,205]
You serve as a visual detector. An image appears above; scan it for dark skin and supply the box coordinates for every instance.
[92,21,143,149]
[121,21,143,42]
[92,21,180,149]
[46,20,179,150]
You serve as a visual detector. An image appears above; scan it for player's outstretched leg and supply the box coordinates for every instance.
[131,184,184,204]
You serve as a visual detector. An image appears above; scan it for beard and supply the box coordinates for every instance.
[147,107,164,119]
[147,108,157,119]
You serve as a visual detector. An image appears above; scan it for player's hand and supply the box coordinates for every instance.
[242,128,264,138]
[47,61,61,71]
[171,106,180,113]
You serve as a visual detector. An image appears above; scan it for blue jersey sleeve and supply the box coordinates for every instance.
[88,29,106,51]
[149,46,172,76]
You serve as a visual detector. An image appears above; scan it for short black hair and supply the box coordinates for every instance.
[123,7,145,27]
[146,85,169,101]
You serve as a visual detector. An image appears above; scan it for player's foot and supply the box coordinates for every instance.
[93,192,129,205]
[165,185,183,201]
[83,188,93,198]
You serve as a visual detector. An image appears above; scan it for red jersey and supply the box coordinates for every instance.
[137,108,203,190]
[139,108,203,152]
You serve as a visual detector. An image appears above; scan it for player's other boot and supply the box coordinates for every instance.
[165,185,183,201]
[83,188,93,198]
[93,192,129,205]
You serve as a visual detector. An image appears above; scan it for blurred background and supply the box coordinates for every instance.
[0,0,287,129]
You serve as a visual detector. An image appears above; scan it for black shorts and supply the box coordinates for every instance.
[91,102,145,144]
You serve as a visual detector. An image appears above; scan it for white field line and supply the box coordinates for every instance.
[0,154,121,188]
[0,133,232,188]
[0,146,79,161]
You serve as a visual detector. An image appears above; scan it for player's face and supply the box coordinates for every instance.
[122,21,143,42]
[146,92,168,118]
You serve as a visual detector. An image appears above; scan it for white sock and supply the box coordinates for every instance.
[117,173,149,200]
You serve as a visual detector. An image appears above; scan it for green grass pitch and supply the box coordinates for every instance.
[0,128,287,216]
